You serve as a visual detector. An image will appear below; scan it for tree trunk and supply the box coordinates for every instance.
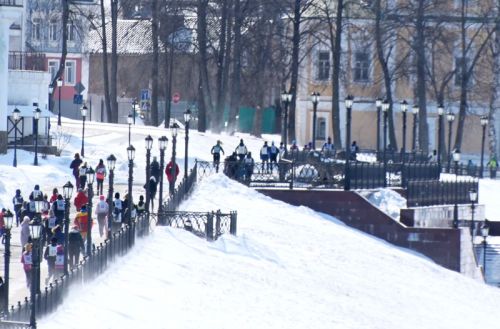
[100,0,112,122]
[415,0,429,153]
[229,0,242,133]
[50,0,69,112]
[164,45,174,128]
[110,0,119,123]
[151,0,160,126]
[197,0,212,132]
[330,0,343,149]
[374,0,397,150]
[288,0,302,143]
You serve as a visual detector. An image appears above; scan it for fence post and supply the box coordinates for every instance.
[289,161,294,190]
[206,212,214,241]
[216,210,221,238]
[230,211,237,235]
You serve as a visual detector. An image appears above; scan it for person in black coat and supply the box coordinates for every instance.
[68,226,84,268]
[150,156,161,186]
[69,153,83,188]
[144,176,157,211]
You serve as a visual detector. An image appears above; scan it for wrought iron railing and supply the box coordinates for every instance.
[0,214,150,324]
[0,0,23,6]
[406,179,479,207]
[162,162,198,212]
[158,210,237,241]
[8,52,46,72]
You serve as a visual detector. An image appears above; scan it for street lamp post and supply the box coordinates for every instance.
[412,104,419,157]
[62,181,73,275]
[127,113,133,146]
[481,222,489,277]
[3,210,13,314]
[376,98,382,155]
[33,107,41,166]
[469,188,477,238]
[452,149,461,228]
[311,92,320,150]
[57,77,63,126]
[382,100,389,187]
[86,167,95,256]
[170,123,179,195]
[184,109,192,180]
[480,116,489,178]
[81,105,88,157]
[12,107,21,167]
[145,136,153,212]
[344,95,354,191]
[400,100,408,163]
[437,104,444,167]
[29,220,42,328]
[48,85,54,115]
[446,111,455,173]
[127,145,136,227]
[106,154,116,237]
[158,136,168,213]
[281,90,292,155]
[132,98,138,125]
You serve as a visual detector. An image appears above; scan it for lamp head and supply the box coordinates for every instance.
[86,166,95,185]
[438,104,444,115]
[107,154,117,171]
[56,77,63,87]
[344,95,354,109]
[159,136,168,151]
[375,98,382,108]
[184,109,192,123]
[480,115,489,127]
[170,122,179,137]
[446,112,455,122]
[469,189,478,203]
[412,105,419,115]
[81,105,88,118]
[127,144,136,161]
[63,181,74,199]
[382,99,389,112]
[12,107,21,121]
[452,149,461,162]
[145,135,153,150]
[33,107,41,120]
[400,100,408,113]
[4,209,14,229]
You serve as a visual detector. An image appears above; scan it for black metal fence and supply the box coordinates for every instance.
[0,0,22,6]
[8,52,46,71]
[0,214,150,326]
[406,179,479,207]
[376,150,429,163]
[158,210,237,241]
[162,162,198,212]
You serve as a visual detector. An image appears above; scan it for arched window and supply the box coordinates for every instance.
[317,118,326,140]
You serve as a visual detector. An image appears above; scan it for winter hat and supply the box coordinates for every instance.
[99,195,105,201]
[51,237,57,244]
[16,189,21,194]
[34,184,39,190]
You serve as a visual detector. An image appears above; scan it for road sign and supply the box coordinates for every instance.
[74,82,86,94]
[141,89,150,101]
[172,92,181,104]
[73,94,83,104]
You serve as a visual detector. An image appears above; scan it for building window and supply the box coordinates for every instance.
[65,60,76,85]
[67,23,76,42]
[49,20,58,42]
[317,118,326,140]
[317,51,330,81]
[353,51,370,82]
[48,60,59,80]
[454,56,471,86]
[32,19,41,41]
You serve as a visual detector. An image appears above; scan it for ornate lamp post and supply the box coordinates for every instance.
[311,92,320,150]
[48,84,54,116]
[481,222,489,276]
[127,113,133,146]
[382,100,389,187]
[452,149,461,228]
[33,106,41,166]
[446,111,455,173]
[62,181,73,275]
[344,95,354,191]
[81,105,88,157]
[145,135,153,212]
[469,188,477,238]
[57,77,63,126]
[375,97,382,154]
[170,123,179,195]
[184,108,192,180]
[480,115,489,178]
[12,107,21,167]
[411,104,419,156]
[3,210,13,314]
[127,145,136,227]
[281,89,292,154]
[85,167,95,256]
[400,100,408,163]
[158,136,168,213]
[437,104,445,167]
[106,154,116,236]
[29,220,42,328]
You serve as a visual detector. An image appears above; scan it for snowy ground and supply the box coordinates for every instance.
[0,116,499,328]
[39,174,500,329]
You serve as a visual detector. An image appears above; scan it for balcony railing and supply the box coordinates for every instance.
[0,0,23,6]
[8,51,46,71]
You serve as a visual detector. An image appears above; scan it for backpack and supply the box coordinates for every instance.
[48,245,57,257]
[79,167,87,176]
[97,201,108,214]
[56,199,65,211]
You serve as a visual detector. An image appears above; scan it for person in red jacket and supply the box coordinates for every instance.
[74,189,88,212]
[49,188,59,203]
[166,160,180,195]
